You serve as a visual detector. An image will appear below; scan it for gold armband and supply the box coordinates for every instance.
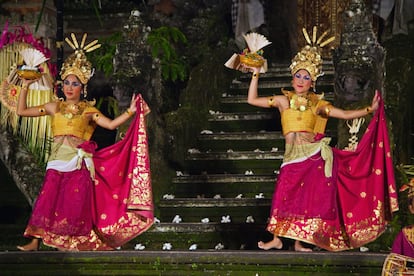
[38,105,46,115]
[268,96,274,107]
[92,113,100,122]
[366,106,372,114]
[125,108,135,116]
[252,72,259,79]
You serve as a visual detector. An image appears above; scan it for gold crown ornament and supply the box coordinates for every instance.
[60,33,101,84]
[290,26,335,82]
[225,32,272,73]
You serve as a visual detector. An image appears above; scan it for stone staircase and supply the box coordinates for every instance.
[0,62,391,275]
[139,62,338,251]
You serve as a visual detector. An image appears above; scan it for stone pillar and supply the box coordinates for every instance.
[332,0,385,149]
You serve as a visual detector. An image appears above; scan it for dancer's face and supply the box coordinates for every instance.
[292,69,313,95]
[63,74,83,102]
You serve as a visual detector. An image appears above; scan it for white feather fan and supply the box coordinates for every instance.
[19,48,49,68]
[243,32,272,52]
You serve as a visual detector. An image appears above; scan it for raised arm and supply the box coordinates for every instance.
[94,94,139,130]
[324,90,380,120]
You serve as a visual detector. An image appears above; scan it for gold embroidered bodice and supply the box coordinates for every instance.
[52,100,100,141]
[281,90,330,136]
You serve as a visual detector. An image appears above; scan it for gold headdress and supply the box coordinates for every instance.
[290,26,335,81]
[60,33,101,84]
[400,178,414,199]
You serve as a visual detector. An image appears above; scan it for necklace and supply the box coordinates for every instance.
[60,101,86,120]
[289,94,311,112]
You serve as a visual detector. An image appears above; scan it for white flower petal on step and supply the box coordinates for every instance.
[227,149,234,153]
[189,244,198,251]
[162,243,172,250]
[176,171,184,176]
[163,194,175,199]
[359,246,369,252]
[154,217,161,223]
[172,215,182,223]
[236,194,243,199]
[255,193,264,199]
[270,147,279,152]
[246,216,255,223]
[214,243,225,250]
[274,170,279,174]
[253,148,264,153]
[200,129,213,134]
[201,218,210,223]
[213,194,221,199]
[116,247,121,250]
[134,243,146,250]
[188,148,201,154]
[221,215,231,223]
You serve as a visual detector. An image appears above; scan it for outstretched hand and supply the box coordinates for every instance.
[370,90,381,113]
[128,94,139,113]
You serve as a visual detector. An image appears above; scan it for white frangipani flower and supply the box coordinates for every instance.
[221,215,231,223]
[360,246,369,252]
[270,147,278,152]
[213,194,221,199]
[214,243,224,250]
[236,194,243,199]
[163,194,175,199]
[246,216,255,223]
[189,244,198,250]
[162,243,172,250]
[134,243,145,250]
[255,193,264,199]
[188,148,201,154]
[176,171,184,176]
[200,130,213,134]
[154,217,161,223]
[172,215,182,223]
[201,218,210,223]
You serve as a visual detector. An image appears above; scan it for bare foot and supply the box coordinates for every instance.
[294,240,312,252]
[17,239,40,251]
[258,237,283,250]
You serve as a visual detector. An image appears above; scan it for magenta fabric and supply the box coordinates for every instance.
[392,226,414,258]
[267,98,399,251]
[24,94,153,250]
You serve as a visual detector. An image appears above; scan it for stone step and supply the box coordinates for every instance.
[172,174,276,198]
[196,131,285,152]
[0,250,387,275]
[207,111,281,132]
[158,198,271,224]
[133,222,270,250]
[185,150,283,174]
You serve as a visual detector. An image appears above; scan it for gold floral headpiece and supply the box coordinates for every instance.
[60,33,101,84]
[400,178,414,198]
[290,26,335,82]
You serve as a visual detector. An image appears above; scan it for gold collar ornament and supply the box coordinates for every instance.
[60,33,101,84]
[290,26,335,82]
